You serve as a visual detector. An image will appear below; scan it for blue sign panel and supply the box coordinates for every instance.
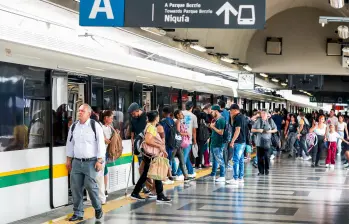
[79,0,125,26]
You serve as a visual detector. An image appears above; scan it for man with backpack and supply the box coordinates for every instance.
[298,112,312,160]
[66,104,105,221]
[226,104,247,185]
[208,105,226,182]
[218,100,231,168]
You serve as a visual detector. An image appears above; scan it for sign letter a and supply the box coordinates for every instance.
[89,0,114,19]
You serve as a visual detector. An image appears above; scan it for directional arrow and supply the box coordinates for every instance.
[216,2,238,25]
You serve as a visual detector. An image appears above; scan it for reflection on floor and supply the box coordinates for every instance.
[78,156,349,224]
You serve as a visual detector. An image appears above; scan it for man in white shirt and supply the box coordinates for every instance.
[66,104,106,221]
[327,109,339,129]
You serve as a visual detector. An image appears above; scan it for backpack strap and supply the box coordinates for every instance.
[69,121,79,142]
[90,119,102,141]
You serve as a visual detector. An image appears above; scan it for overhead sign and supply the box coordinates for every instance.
[310,96,349,104]
[80,0,266,29]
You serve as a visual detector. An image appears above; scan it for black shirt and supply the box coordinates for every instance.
[131,111,147,136]
[232,113,247,144]
[288,122,298,133]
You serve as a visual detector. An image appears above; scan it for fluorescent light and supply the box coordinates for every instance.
[260,73,268,78]
[221,57,234,63]
[15,54,41,60]
[281,82,287,86]
[190,44,207,52]
[243,65,252,71]
[136,76,149,79]
[140,27,166,36]
[85,67,104,71]
[271,78,279,82]
[330,0,345,9]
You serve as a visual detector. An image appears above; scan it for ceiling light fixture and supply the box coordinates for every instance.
[281,82,287,86]
[85,67,104,71]
[338,25,349,39]
[271,78,279,82]
[140,27,166,36]
[330,0,345,9]
[260,73,268,78]
[221,57,234,63]
[243,65,252,71]
[190,44,207,52]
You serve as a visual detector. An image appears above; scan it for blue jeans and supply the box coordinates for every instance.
[71,159,101,217]
[176,144,194,176]
[210,145,226,177]
[233,143,246,180]
[166,147,176,172]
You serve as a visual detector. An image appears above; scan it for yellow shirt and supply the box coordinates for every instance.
[146,124,157,137]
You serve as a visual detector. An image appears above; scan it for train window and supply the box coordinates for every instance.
[92,77,103,110]
[0,62,50,152]
[197,93,211,109]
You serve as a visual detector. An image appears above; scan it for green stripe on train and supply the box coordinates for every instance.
[0,156,133,188]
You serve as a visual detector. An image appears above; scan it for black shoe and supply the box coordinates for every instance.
[265,171,269,175]
[95,209,103,220]
[156,195,172,203]
[131,193,146,201]
[142,187,150,194]
[257,173,264,176]
[288,154,292,158]
[315,163,319,167]
[311,163,315,167]
[105,190,108,198]
[69,215,83,221]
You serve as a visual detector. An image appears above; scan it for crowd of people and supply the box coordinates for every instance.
[65,101,349,221]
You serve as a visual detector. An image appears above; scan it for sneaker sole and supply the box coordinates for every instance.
[156,200,172,204]
[130,196,146,201]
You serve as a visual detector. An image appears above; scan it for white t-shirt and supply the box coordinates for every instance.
[327,132,340,142]
[182,110,198,143]
[102,124,113,148]
[338,122,347,132]
[314,123,327,136]
[327,116,338,127]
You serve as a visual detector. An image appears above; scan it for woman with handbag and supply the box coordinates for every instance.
[252,109,278,176]
[130,110,172,203]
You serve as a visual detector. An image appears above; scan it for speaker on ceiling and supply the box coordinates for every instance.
[265,37,283,55]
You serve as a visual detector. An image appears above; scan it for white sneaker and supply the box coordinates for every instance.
[326,164,329,168]
[304,156,311,161]
[270,155,275,160]
[226,179,239,185]
[175,175,184,181]
[215,177,226,182]
[188,172,196,178]
[148,192,157,198]
[238,178,244,183]
[163,179,174,185]
[330,165,335,169]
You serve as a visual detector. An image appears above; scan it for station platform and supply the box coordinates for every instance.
[12,156,349,224]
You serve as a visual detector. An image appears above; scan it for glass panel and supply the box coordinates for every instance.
[103,85,116,111]
[52,73,69,147]
[92,77,103,110]
[0,62,50,152]
[119,87,132,140]
[196,93,211,109]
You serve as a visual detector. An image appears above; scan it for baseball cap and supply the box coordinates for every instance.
[127,102,140,113]
[211,105,221,111]
[229,104,240,110]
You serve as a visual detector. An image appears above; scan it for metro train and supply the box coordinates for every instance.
[0,2,319,223]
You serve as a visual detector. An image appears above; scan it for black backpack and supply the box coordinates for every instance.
[300,119,309,135]
[133,131,145,156]
[267,118,280,149]
[69,119,99,142]
[198,119,210,143]
[161,119,182,150]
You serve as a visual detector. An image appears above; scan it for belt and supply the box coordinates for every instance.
[74,157,97,162]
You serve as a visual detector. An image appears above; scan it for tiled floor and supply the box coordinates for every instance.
[78,156,349,224]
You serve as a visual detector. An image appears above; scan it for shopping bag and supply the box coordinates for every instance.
[192,144,199,158]
[147,157,170,181]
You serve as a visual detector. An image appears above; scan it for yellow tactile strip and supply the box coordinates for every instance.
[42,168,212,224]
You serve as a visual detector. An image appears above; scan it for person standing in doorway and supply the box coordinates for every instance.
[66,104,105,221]
[226,104,247,185]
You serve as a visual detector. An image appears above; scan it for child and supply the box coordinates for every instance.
[326,124,349,168]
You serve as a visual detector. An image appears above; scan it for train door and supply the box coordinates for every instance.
[50,71,87,207]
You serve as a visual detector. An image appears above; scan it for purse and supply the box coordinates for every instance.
[147,156,170,181]
[141,124,163,157]
[180,122,190,148]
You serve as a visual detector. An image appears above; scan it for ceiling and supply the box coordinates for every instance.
[168,0,349,63]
